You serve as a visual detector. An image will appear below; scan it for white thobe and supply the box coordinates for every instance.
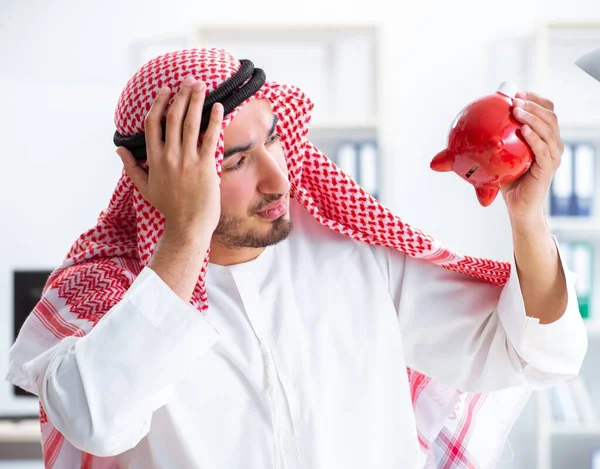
[8,199,587,468]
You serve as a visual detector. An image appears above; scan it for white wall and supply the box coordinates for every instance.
[2,0,600,467]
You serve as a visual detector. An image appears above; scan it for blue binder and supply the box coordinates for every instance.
[335,141,359,182]
[335,140,379,200]
[573,143,596,216]
[591,446,600,469]
[357,140,379,200]
[550,143,575,216]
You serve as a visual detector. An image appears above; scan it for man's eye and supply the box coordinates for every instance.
[226,156,247,172]
[267,133,281,144]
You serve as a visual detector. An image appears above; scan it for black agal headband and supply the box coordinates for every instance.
[113,59,266,160]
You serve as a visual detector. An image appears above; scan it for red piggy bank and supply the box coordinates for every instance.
[430,81,534,207]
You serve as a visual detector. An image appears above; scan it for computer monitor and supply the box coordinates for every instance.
[0,270,52,418]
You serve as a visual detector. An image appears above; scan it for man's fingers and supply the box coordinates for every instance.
[513,106,561,163]
[117,147,148,192]
[144,86,171,161]
[165,76,197,151]
[515,91,555,111]
[514,98,558,131]
[198,103,224,162]
[182,81,207,157]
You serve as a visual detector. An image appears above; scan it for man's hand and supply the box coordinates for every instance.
[116,76,224,303]
[499,91,564,223]
[116,76,224,241]
[501,91,570,324]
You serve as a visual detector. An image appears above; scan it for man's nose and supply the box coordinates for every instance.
[256,148,290,195]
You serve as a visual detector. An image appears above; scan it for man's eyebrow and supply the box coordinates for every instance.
[223,115,279,160]
[224,142,253,159]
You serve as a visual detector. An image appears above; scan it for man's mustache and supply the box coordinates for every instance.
[252,193,288,213]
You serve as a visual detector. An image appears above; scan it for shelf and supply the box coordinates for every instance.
[309,119,379,132]
[198,23,378,34]
[0,419,41,443]
[549,422,600,435]
[537,389,600,437]
[558,121,600,131]
[548,217,600,237]
[585,319,600,337]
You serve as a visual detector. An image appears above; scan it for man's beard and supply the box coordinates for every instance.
[213,196,293,249]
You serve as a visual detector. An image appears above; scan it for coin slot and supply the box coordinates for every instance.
[466,165,479,178]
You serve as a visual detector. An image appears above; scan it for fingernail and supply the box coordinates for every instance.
[159,85,170,94]
[182,76,196,86]
[514,98,525,107]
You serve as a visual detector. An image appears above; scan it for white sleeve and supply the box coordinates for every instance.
[9,266,220,457]
[382,237,587,393]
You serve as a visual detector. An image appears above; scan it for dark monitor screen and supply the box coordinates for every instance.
[13,270,53,397]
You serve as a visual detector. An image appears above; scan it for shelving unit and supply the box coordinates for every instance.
[195,23,384,201]
[536,384,600,469]
[533,22,600,125]
[0,419,40,443]
[533,21,600,469]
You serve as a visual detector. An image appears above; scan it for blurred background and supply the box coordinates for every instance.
[1,0,600,467]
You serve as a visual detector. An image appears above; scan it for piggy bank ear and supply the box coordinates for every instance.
[475,185,500,207]
[430,149,453,172]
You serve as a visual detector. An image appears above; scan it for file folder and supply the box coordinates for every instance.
[572,241,594,319]
[550,143,574,216]
[573,143,596,216]
[357,140,379,199]
[336,142,359,181]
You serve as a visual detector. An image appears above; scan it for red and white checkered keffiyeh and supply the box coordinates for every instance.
[10,48,531,468]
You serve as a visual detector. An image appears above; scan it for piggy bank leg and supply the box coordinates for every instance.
[475,185,500,207]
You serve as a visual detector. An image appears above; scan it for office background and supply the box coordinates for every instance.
[2,0,600,467]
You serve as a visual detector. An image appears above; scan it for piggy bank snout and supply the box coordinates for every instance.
[430,149,453,172]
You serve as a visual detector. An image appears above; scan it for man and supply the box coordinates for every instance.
[7,48,587,468]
